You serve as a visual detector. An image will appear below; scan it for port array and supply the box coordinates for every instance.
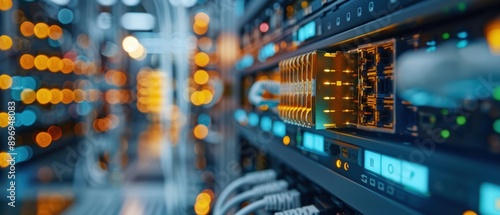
[357,39,396,133]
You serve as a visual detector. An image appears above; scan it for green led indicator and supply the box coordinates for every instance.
[440,129,450,139]
[296,133,302,144]
[442,32,450,40]
[456,116,466,125]
[494,119,500,133]
[458,2,466,12]
[493,86,500,101]
[441,109,448,115]
[430,115,436,124]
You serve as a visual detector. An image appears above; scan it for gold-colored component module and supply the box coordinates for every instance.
[278,51,358,129]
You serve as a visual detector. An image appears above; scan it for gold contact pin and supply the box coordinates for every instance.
[278,50,358,129]
[325,123,337,128]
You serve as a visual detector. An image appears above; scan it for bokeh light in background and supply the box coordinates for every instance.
[193,12,210,36]
[195,12,210,23]
[47,56,61,72]
[51,0,71,6]
[50,88,62,104]
[61,89,73,104]
[47,126,63,140]
[21,109,37,126]
[20,21,35,37]
[194,189,214,215]
[105,70,127,86]
[48,25,63,40]
[122,36,139,52]
[122,35,146,60]
[20,54,35,69]
[128,44,146,60]
[486,18,500,54]
[193,124,208,139]
[77,34,91,49]
[0,35,13,51]
[97,0,117,6]
[0,0,12,11]
[198,113,211,126]
[3,0,226,214]
[122,0,140,6]
[194,52,209,67]
[193,20,208,35]
[34,23,49,39]
[12,146,33,162]
[0,112,9,128]
[0,152,12,168]
[0,74,12,90]
[34,54,49,70]
[59,58,74,74]
[36,132,52,148]
[0,35,13,50]
[197,37,213,52]
[58,8,74,24]
[194,69,209,85]
[21,89,36,104]
[36,88,52,104]
[73,89,85,103]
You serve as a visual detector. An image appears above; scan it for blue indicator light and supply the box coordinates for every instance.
[302,132,325,154]
[457,31,468,39]
[426,40,436,46]
[457,40,468,48]
[365,150,430,195]
[248,113,259,127]
[426,46,437,52]
[303,132,315,150]
[297,21,316,42]
[313,135,324,153]
[235,55,254,70]
[260,116,272,132]
[480,182,500,215]
[272,121,286,137]
[258,43,276,62]
[381,155,402,183]
[402,161,429,195]
[364,150,382,174]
